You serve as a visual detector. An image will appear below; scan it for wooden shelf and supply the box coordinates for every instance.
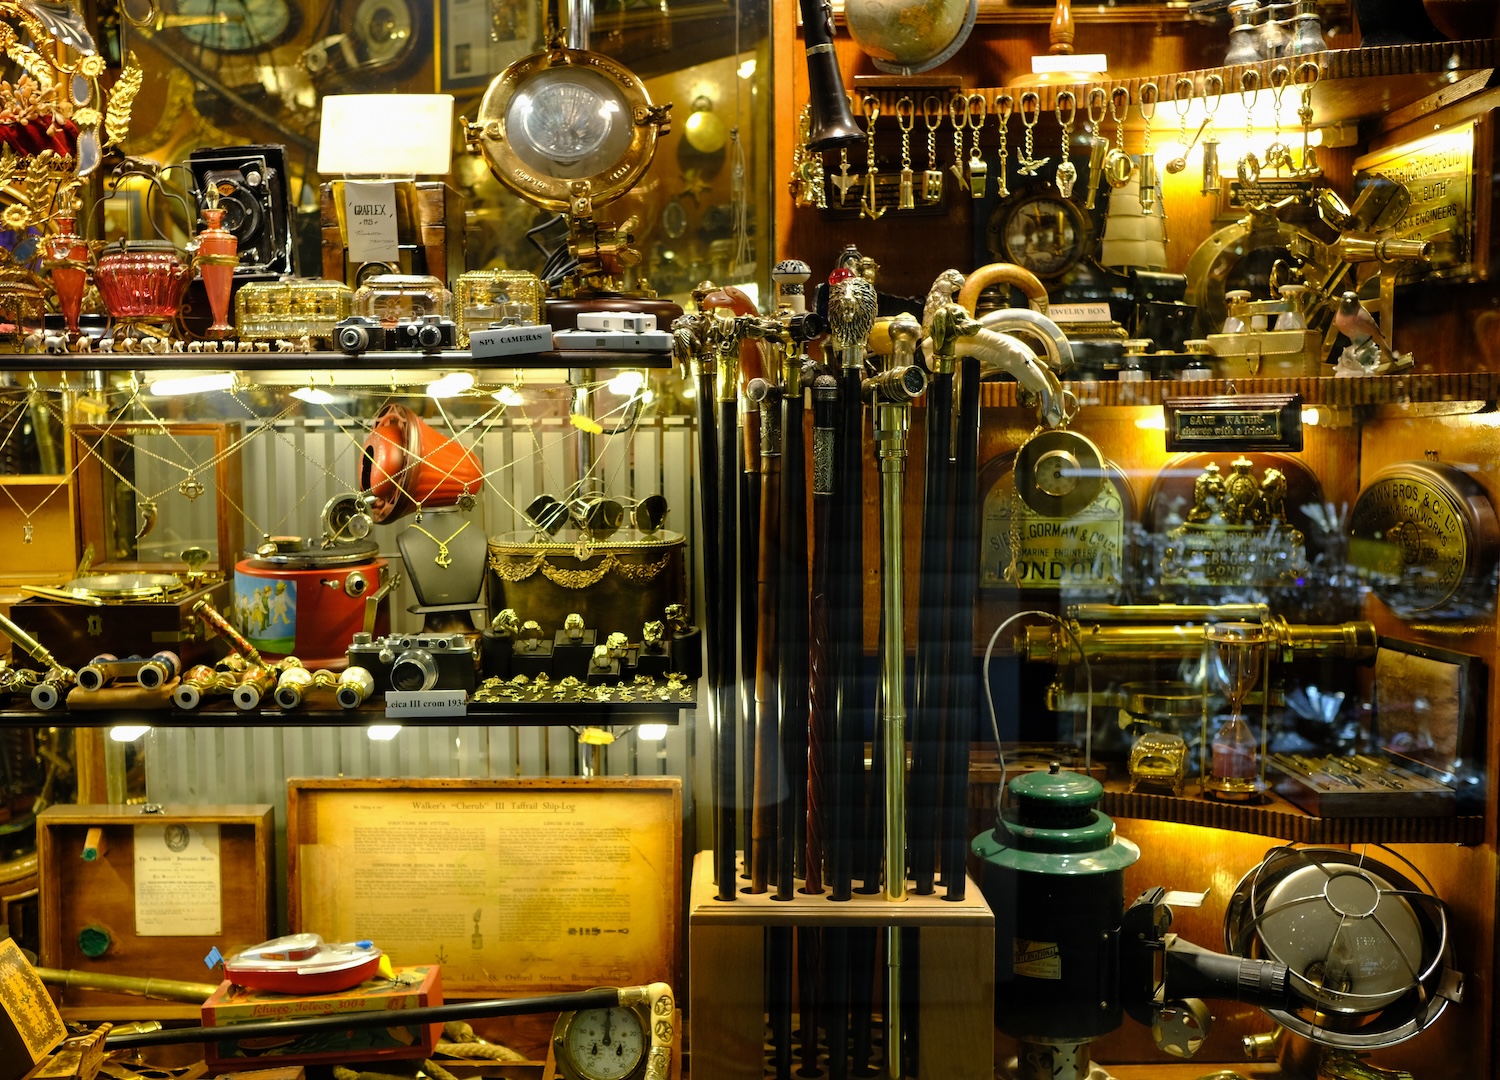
[0,692,693,729]
[980,371,1500,408]
[2,347,673,374]
[1100,780,1485,845]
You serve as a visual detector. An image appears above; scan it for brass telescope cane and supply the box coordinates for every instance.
[870,313,928,1079]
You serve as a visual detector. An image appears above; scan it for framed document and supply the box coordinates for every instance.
[436,0,543,92]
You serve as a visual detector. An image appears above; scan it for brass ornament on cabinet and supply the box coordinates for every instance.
[1349,461,1500,617]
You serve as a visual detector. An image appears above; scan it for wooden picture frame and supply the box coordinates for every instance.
[1373,637,1487,780]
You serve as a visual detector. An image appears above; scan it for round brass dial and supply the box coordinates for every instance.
[553,1002,649,1080]
[1013,429,1106,517]
[1349,461,1499,615]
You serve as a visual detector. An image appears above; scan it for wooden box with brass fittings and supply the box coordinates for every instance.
[36,803,274,1021]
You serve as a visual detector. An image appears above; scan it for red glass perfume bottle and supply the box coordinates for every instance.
[194,193,239,338]
[43,210,88,337]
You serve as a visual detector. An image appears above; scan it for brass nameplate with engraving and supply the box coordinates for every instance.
[1164,395,1302,452]
[1354,122,1474,280]
[981,469,1127,592]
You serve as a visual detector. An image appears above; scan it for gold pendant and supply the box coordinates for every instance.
[434,543,452,569]
[179,475,205,500]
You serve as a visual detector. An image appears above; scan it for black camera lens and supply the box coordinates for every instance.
[390,649,438,692]
[338,324,372,354]
[415,321,444,349]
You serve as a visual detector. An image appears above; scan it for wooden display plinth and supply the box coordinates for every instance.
[687,852,994,1080]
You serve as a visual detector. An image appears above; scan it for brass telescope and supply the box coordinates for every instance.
[1017,604,1377,666]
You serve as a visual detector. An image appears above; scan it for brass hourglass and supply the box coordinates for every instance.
[1202,621,1269,800]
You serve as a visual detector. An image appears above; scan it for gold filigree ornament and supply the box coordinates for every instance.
[104,52,142,149]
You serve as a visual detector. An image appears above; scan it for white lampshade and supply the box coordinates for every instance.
[318,95,455,176]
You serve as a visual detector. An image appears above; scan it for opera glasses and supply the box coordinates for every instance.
[345,631,478,694]
[77,651,181,692]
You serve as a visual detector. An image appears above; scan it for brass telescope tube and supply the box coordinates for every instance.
[1018,615,1378,666]
[36,967,218,1003]
[871,313,926,1080]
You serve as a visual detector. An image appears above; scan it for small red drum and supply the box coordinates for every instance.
[234,539,390,669]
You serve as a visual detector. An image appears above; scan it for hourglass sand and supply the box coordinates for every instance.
[1202,622,1269,801]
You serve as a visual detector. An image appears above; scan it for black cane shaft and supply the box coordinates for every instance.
[827,365,865,901]
[106,988,623,1048]
[910,370,954,895]
[751,395,781,894]
[942,357,981,900]
[797,927,822,1077]
[778,383,810,900]
[716,393,740,900]
[769,926,794,1080]
[807,376,839,896]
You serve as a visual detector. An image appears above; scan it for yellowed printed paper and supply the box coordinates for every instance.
[134,823,223,937]
[297,788,676,991]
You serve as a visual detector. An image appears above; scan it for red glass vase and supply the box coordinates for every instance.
[43,213,88,336]
[195,206,239,337]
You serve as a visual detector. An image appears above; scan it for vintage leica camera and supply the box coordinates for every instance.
[188,145,298,277]
[335,314,456,355]
[345,631,478,693]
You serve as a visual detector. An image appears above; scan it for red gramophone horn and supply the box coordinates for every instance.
[360,403,482,523]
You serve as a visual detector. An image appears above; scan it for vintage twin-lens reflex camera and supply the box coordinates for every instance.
[346,631,478,693]
[335,314,457,355]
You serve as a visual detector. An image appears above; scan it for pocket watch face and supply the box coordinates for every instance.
[173,0,299,53]
[555,1005,647,1080]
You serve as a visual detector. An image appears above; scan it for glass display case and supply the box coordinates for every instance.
[0,1,1498,1078]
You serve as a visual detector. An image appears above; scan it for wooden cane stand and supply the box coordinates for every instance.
[687,852,995,1080]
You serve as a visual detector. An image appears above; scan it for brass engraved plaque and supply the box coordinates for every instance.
[1354,122,1474,280]
[1350,462,1499,615]
[981,468,1128,592]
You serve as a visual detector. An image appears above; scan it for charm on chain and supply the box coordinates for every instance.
[1138,82,1158,212]
[861,95,886,220]
[949,94,969,190]
[1054,91,1077,199]
[136,497,158,540]
[179,474,205,500]
[1084,87,1108,210]
[922,95,944,202]
[1016,92,1050,176]
[1201,73,1223,196]
[1236,69,1262,188]
[896,96,916,210]
[1263,65,1295,176]
[994,93,1013,200]
[789,105,827,209]
[1295,61,1322,178]
[966,92,988,198]
[1104,86,1134,189]
[832,145,859,205]
[1166,77,1199,175]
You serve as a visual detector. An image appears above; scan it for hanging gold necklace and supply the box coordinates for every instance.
[409,517,471,569]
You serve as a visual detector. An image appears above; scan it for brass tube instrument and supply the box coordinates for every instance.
[0,611,75,709]
[36,967,218,1003]
[1017,605,1378,666]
